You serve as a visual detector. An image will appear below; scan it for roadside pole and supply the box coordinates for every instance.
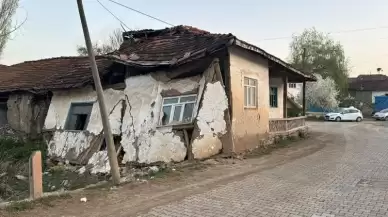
[302,47,307,116]
[76,0,120,185]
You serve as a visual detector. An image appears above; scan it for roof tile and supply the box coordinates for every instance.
[0,56,111,93]
[113,25,234,65]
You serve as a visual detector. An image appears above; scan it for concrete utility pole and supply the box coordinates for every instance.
[302,47,307,116]
[76,0,120,185]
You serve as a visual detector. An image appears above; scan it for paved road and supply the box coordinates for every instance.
[138,121,388,217]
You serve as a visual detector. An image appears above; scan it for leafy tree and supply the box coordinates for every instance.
[77,28,123,56]
[289,28,349,97]
[0,0,19,57]
[298,74,339,111]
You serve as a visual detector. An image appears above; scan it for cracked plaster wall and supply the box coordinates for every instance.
[44,87,123,134]
[48,131,94,162]
[192,81,228,159]
[45,87,123,168]
[88,151,110,174]
[121,74,199,164]
[45,70,228,171]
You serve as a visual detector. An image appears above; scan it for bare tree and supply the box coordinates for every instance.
[77,28,123,56]
[0,0,19,56]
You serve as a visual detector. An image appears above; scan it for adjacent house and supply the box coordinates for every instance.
[287,82,303,99]
[348,74,388,114]
[0,26,315,173]
[0,57,113,137]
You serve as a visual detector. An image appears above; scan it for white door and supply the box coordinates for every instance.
[349,109,359,120]
[342,110,352,120]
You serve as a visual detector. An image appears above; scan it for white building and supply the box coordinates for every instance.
[287,83,303,99]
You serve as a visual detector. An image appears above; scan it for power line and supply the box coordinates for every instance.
[104,0,174,26]
[258,26,388,42]
[96,0,131,31]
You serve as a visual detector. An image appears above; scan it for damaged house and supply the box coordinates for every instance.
[1,26,314,173]
[0,58,113,137]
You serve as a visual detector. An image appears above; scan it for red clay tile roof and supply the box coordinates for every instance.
[0,56,112,93]
[349,74,388,91]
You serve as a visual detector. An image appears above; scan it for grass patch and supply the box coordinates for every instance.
[0,137,48,201]
[36,193,72,207]
[0,137,47,165]
[5,194,72,212]
[5,201,34,212]
[43,168,109,192]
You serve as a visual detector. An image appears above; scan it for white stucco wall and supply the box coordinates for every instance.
[269,78,284,119]
[45,69,228,173]
[44,87,124,135]
[372,91,388,103]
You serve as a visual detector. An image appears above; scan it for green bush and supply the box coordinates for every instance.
[0,137,47,163]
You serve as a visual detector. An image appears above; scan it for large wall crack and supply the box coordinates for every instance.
[124,94,140,161]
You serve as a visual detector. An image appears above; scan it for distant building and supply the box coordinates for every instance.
[348,74,388,114]
[287,82,303,99]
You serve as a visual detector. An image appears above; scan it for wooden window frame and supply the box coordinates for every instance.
[270,87,278,108]
[244,77,258,108]
[64,102,94,131]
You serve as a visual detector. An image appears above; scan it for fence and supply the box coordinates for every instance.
[269,116,306,133]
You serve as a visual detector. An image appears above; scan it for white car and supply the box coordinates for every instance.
[324,107,363,122]
[373,108,388,121]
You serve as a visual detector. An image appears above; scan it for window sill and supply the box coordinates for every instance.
[62,130,87,132]
[157,122,194,130]
[244,106,258,110]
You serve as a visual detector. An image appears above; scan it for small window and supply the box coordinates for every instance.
[270,87,278,108]
[65,103,93,130]
[349,109,359,113]
[244,77,257,108]
[161,95,197,125]
[342,109,350,114]
[288,83,296,88]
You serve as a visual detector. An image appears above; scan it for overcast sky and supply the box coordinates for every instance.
[3,0,388,76]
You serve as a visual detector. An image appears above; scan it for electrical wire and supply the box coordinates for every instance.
[104,0,174,26]
[97,0,131,31]
[258,26,388,41]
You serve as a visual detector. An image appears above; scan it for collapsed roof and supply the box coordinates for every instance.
[110,26,315,81]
